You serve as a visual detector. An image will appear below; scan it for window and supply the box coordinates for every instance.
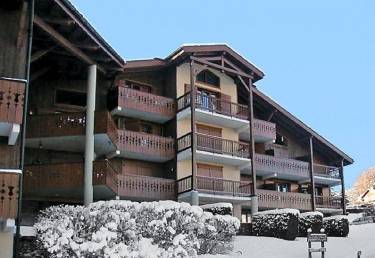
[276,183,290,192]
[274,133,288,146]
[140,123,153,134]
[55,89,86,107]
[196,69,220,87]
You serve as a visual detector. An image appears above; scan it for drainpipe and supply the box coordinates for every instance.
[84,64,97,206]
[14,0,34,257]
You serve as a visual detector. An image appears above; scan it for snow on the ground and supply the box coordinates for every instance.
[201,223,375,258]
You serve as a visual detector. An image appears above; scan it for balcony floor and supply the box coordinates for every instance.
[178,190,252,204]
[115,149,174,163]
[177,108,249,130]
[178,148,250,167]
[239,129,274,143]
[26,133,116,156]
[111,106,172,124]
[314,176,342,186]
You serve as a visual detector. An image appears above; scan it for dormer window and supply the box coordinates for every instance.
[196,69,220,87]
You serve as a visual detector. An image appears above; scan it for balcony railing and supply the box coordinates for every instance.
[177,91,248,119]
[254,154,310,177]
[177,175,252,197]
[117,174,176,200]
[117,130,175,160]
[0,78,25,125]
[253,119,276,141]
[314,164,341,179]
[258,189,312,211]
[26,111,117,143]
[177,132,250,159]
[316,196,342,209]
[112,86,175,118]
[24,160,119,197]
[0,172,19,219]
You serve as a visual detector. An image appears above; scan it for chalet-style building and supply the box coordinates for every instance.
[0,0,353,256]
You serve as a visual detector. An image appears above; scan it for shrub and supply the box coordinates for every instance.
[252,209,299,240]
[298,212,323,237]
[323,215,349,237]
[34,200,240,258]
[200,203,233,216]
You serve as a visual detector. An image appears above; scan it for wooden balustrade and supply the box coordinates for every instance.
[26,111,117,142]
[24,160,119,196]
[316,196,342,209]
[177,175,252,196]
[0,172,19,219]
[177,91,248,119]
[177,133,250,159]
[258,189,312,210]
[253,119,276,140]
[117,174,176,200]
[117,130,174,159]
[254,153,310,177]
[0,78,25,125]
[115,86,175,118]
[314,164,340,179]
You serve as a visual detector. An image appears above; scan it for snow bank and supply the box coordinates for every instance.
[298,211,323,236]
[34,200,240,258]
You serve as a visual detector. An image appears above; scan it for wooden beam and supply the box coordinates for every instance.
[237,75,250,92]
[30,67,50,82]
[31,46,55,63]
[190,60,197,191]
[43,17,75,26]
[339,159,346,214]
[267,109,277,122]
[190,56,253,79]
[74,43,100,51]
[33,15,105,73]
[309,136,316,211]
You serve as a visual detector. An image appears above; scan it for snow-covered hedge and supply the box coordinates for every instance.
[34,200,240,258]
[323,215,349,237]
[252,209,300,240]
[200,203,233,216]
[298,212,323,237]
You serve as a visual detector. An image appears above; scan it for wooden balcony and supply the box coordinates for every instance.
[177,133,250,167]
[0,78,25,145]
[110,86,175,123]
[239,119,277,143]
[117,174,176,201]
[24,160,118,201]
[26,111,117,156]
[177,175,252,197]
[316,196,342,209]
[314,164,341,185]
[116,130,175,162]
[0,172,19,219]
[258,189,312,211]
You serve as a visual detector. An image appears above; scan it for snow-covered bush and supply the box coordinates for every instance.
[298,211,323,236]
[34,200,240,258]
[252,209,300,240]
[200,203,233,215]
[323,215,349,237]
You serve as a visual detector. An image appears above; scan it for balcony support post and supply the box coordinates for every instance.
[84,64,97,206]
[190,59,198,196]
[308,135,316,211]
[248,78,258,214]
[339,159,346,214]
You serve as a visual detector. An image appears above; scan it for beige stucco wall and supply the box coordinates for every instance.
[0,230,13,258]
[176,62,238,102]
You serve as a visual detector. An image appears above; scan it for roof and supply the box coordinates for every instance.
[124,44,264,81]
[252,87,354,165]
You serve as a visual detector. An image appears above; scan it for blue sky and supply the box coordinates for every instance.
[72,0,374,188]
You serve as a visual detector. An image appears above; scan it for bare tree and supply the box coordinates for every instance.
[350,166,375,204]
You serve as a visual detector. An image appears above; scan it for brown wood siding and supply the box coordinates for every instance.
[0,138,20,169]
[197,163,223,178]
[196,124,222,137]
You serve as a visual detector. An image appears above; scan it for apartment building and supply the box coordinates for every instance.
[0,0,353,246]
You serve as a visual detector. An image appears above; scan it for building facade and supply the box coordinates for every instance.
[0,2,353,254]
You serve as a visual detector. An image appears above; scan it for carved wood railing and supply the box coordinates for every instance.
[117,174,176,200]
[177,132,250,159]
[315,196,342,209]
[0,172,19,219]
[26,111,117,143]
[24,160,119,196]
[254,153,310,177]
[0,78,25,124]
[253,119,276,140]
[313,164,341,179]
[258,189,312,210]
[117,130,174,160]
[176,175,252,196]
[113,86,175,118]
